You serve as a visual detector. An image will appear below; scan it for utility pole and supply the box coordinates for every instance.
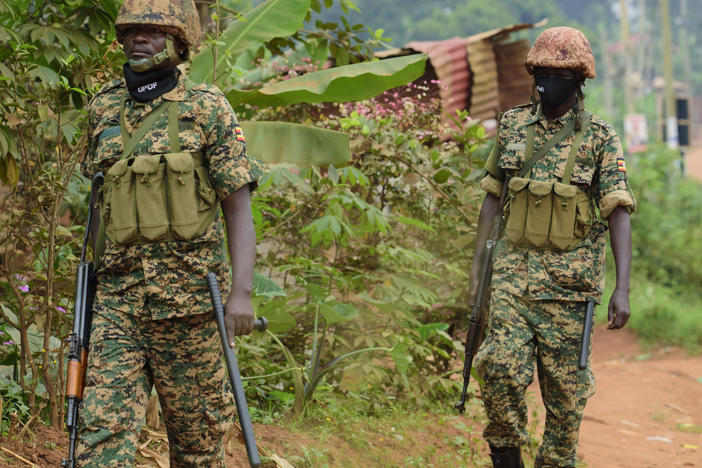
[680,0,692,85]
[636,0,650,99]
[621,0,634,115]
[602,24,614,119]
[660,0,678,149]
[680,0,694,146]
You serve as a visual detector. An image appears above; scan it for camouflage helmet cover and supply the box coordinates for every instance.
[116,0,202,47]
[525,26,596,79]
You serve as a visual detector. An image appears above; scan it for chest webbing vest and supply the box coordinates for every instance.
[100,89,218,245]
[503,112,595,251]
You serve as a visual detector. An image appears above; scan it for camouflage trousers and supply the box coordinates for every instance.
[475,289,595,467]
[76,303,235,467]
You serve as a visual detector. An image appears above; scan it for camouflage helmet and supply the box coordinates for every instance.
[525,27,596,79]
[115,0,202,47]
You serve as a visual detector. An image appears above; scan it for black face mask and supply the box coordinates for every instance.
[534,74,580,109]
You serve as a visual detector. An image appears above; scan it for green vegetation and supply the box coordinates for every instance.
[0,0,473,436]
[602,145,702,352]
[1,2,701,463]
[0,0,123,429]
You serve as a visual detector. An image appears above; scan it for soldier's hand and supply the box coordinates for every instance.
[607,287,631,329]
[224,292,254,344]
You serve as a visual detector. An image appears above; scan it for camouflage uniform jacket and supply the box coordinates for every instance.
[82,72,264,320]
[481,104,635,302]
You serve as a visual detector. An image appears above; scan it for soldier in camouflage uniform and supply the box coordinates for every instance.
[75,1,264,466]
[469,27,636,468]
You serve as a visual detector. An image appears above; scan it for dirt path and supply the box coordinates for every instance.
[684,144,702,182]
[560,325,702,467]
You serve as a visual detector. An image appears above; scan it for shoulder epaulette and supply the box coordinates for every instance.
[501,104,532,120]
[94,79,124,97]
[188,81,221,95]
[87,79,123,109]
[587,113,613,130]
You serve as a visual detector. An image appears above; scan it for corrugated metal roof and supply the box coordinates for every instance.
[468,19,547,43]
[404,38,471,123]
[376,20,546,125]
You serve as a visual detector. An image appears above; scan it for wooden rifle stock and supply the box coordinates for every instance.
[455,215,499,414]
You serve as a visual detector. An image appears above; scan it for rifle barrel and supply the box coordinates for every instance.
[578,301,595,370]
[62,172,103,468]
[206,272,266,468]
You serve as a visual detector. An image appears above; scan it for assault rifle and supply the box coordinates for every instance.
[62,172,104,468]
[455,179,509,414]
[206,272,268,468]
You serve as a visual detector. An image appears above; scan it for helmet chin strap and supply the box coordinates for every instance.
[127,34,178,73]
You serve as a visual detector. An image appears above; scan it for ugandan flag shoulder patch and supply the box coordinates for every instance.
[234,125,246,143]
[617,157,627,173]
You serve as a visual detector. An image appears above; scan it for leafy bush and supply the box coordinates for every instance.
[613,144,702,350]
[628,145,702,288]
[0,0,122,429]
[237,88,489,415]
[0,0,425,431]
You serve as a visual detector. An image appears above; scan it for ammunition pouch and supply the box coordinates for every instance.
[502,111,593,252]
[504,178,593,251]
[103,152,217,244]
[101,88,218,245]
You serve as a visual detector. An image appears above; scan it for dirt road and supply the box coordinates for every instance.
[564,325,701,467]
[685,145,702,182]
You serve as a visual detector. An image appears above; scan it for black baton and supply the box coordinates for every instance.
[206,272,268,468]
[578,300,595,370]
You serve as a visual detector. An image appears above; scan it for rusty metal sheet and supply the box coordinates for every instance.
[405,37,471,122]
[495,38,533,110]
[374,19,546,129]
[468,18,548,43]
[466,37,499,120]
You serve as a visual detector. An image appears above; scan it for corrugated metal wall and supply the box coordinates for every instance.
[466,36,499,120]
[405,38,471,123]
[495,38,533,111]
[378,21,544,126]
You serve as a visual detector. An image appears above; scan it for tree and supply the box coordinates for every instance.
[190,0,427,165]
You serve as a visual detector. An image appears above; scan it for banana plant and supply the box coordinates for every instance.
[190,0,427,166]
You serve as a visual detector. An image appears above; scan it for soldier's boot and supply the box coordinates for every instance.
[489,445,525,468]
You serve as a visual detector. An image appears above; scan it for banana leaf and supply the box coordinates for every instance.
[231,45,328,91]
[190,0,311,84]
[226,54,427,107]
[241,121,350,166]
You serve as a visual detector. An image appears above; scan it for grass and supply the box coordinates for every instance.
[249,382,558,468]
[599,258,702,353]
[266,388,496,467]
